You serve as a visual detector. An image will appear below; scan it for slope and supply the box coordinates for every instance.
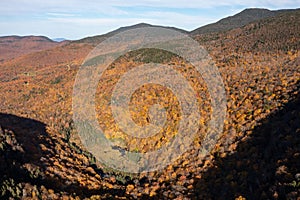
[190,8,297,35]
[0,8,299,199]
[0,36,65,63]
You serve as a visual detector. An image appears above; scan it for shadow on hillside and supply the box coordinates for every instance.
[191,84,300,199]
[0,113,126,198]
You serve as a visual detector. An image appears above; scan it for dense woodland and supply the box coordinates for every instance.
[0,9,299,199]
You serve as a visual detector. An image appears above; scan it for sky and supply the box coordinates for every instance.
[0,0,299,40]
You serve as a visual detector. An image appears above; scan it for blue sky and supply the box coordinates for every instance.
[0,0,299,40]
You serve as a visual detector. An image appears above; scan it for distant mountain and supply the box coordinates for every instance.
[2,8,299,63]
[74,8,299,46]
[52,38,67,42]
[74,23,188,45]
[110,23,188,35]
[0,35,64,62]
[190,8,297,35]
[0,35,54,43]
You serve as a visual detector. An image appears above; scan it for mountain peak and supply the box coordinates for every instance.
[241,8,271,12]
[191,8,277,35]
[75,23,187,45]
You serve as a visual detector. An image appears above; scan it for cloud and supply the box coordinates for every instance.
[111,0,299,8]
[0,0,299,39]
[0,0,299,15]
[47,17,146,26]
[47,13,77,17]
[46,10,216,32]
[133,11,216,30]
[0,0,127,16]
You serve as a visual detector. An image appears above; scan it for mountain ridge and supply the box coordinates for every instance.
[190,8,299,35]
[0,35,66,63]
[74,23,188,45]
[73,8,300,44]
[2,8,298,47]
[0,7,299,199]
[0,35,55,42]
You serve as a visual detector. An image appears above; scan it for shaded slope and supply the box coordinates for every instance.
[192,81,300,200]
[0,113,130,199]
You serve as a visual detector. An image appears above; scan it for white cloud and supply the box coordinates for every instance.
[119,0,299,8]
[0,0,299,15]
[47,13,77,17]
[46,10,217,33]
[47,17,146,26]
[0,0,299,39]
[0,0,127,16]
[134,11,216,30]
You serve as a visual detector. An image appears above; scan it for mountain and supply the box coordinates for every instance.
[52,38,68,42]
[0,35,65,62]
[220,9,300,52]
[110,23,188,35]
[75,23,188,45]
[194,8,300,53]
[0,8,300,200]
[190,8,296,35]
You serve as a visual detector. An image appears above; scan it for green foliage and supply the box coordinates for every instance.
[27,167,42,179]
[50,76,63,84]
[130,48,177,63]
[0,178,22,198]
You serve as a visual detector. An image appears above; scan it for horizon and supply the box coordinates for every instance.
[0,1,299,40]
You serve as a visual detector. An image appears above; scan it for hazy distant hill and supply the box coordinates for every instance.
[190,8,297,35]
[52,38,67,42]
[0,36,64,62]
